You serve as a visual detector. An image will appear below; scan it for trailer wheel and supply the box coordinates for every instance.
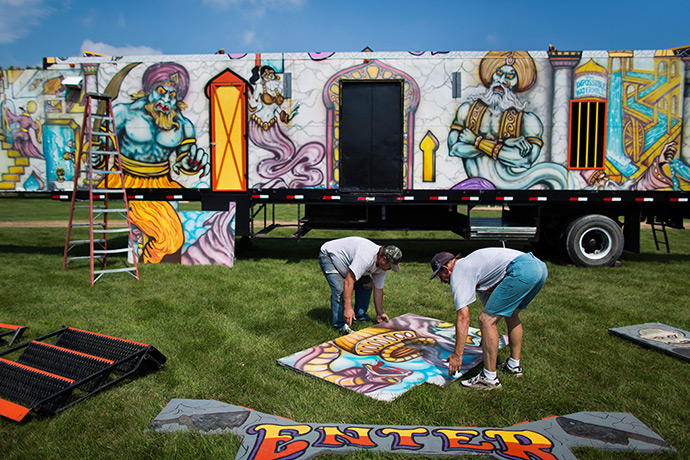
[564,215,624,267]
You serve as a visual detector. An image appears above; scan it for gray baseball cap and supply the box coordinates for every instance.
[382,245,402,272]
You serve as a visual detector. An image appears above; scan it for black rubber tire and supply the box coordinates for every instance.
[564,215,624,267]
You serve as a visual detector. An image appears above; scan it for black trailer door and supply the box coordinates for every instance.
[340,81,403,193]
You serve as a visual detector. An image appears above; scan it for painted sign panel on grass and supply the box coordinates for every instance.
[278,313,507,401]
[609,322,690,362]
[148,399,674,460]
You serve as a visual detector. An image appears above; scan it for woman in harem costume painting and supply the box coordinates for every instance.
[247,65,325,189]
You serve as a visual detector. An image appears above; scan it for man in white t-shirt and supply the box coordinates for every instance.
[319,237,402,333]
[430,248,547,389]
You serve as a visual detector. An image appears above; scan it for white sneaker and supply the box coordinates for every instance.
[498,361,524,377]
[338,324,354,334]
[461,372,501,390]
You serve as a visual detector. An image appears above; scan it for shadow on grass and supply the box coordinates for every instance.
[238,236,561,264]
[238,233,690,268]
[306,306,332,327]
[0,244,65,255]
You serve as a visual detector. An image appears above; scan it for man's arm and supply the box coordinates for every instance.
[373,287,389,323]
[492,112,544,168]
[342,271,356,326]
[447,307,471,376]
[447,103,483,160]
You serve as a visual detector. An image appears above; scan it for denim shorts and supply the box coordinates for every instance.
[483,252,548,317]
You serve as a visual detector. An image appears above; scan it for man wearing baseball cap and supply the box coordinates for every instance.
[430,247,547,389]
[319,237,402,333]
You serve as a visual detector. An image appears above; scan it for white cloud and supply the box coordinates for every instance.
[80,39,163,57]
[0,0,51,44]
[242,30,256,46]
[80,12,96,28]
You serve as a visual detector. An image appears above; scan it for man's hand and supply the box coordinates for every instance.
[661,141,677,163]
[447,351,463,377]
[344,307,355,326]
[173,144,210,177]
[376,313,389,323]
[458,128,477,145]
[504,136,531,157]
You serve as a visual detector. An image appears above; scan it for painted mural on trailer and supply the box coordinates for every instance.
[3,47,689,195]
[278,313,508,402]
[147,399,674,460]
[2,47,690,264]
[610,322,690,362]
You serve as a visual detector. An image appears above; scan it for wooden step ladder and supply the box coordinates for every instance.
[62,93,139,284]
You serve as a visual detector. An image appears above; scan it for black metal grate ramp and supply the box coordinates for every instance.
[0,327,166,421]
[54,328,148,372]
[18,342,113,391]
[0,358,73,413]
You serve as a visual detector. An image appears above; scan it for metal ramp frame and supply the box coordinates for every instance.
[0,324,28,347]
[0,327,166,422]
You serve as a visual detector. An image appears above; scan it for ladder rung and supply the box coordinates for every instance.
[90,189,124,194]
[66,255,105,261]
[69,239,106,245]
[90,150,119,155]
[94,248,133,255]
[91,114,113,120]
[99,208,128,213]
[93,267,137,275]
[101,171,124,175]
[71,223,105,228]
[93,228,131,234]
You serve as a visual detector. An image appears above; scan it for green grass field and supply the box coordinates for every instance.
[1,197,689,459]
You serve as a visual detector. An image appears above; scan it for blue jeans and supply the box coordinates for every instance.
[319,253,372,328]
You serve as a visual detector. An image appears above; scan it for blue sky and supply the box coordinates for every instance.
[1,0,688,68]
